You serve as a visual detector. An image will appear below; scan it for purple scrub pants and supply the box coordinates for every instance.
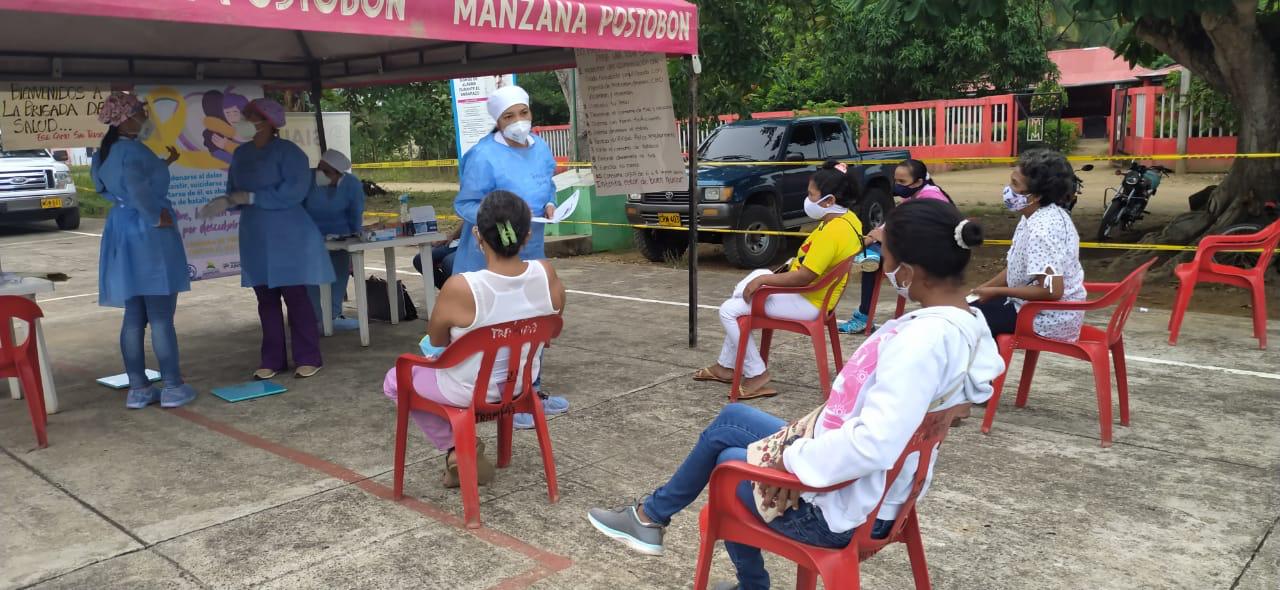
[253,285,322,371]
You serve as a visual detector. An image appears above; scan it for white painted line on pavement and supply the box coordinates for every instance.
[0,234,96,248]
[60,230,102,238]
[39,292,97,302]
[1127,355,1280,381]
[37,263,1280,381]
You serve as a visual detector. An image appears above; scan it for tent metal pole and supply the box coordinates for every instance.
[309,61,327,152]
[687,56,699,348]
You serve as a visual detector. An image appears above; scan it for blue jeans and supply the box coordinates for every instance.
[121,294,183,390]
[307,251,351,321]
[643,405,878,589]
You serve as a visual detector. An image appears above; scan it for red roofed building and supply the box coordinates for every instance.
[1047,47,1178,139]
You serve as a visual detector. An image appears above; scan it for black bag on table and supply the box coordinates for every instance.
[366,275,419,322]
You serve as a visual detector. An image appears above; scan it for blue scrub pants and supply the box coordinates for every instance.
[308,251,351,321]
[643,404,889,590]
[121,294,183,390]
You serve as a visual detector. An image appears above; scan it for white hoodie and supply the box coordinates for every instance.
[782,305,1005,533]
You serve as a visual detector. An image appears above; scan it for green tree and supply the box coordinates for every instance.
[321,83,454,163]
[891,0,1280,250]
[745,0,1057,109]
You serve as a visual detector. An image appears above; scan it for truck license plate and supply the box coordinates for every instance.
[40,197,63,209]
[657,213,681,227]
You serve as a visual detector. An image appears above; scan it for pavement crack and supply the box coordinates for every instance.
[1229,513,1279,590]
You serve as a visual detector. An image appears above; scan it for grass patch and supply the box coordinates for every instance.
[358,167,459,185]
[70,166,111,218]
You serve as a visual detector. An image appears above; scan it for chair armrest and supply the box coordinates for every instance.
[1083,281,1118,293]
[709,460,850,495]
[1014,288,1125,336]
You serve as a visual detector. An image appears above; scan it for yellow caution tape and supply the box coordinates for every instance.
[374,212,1275,253]
[352,153,1280,170]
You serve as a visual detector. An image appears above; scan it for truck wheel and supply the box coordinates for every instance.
[633,228,689,263]
[56,208,81,231]
[857,186,893,230]
[724,205,784,269]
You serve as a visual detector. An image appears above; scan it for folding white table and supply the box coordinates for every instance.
[0,276,59,413]
[320,232,444,346]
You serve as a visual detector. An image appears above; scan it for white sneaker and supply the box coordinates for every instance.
[295,365,322,378]
[253,368,277,380]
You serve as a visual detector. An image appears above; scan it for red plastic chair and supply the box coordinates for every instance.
[693,403,971,590]
[864,272,909,336]
[731,256,854,402]
[392,315,563,528]
[982,259,1155,448]
[1168,218,1280,350]
[0,296,48,448]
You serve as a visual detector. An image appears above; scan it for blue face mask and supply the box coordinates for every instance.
[893,183,921,198]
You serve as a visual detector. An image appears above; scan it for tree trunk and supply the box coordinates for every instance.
[1116,3,1280,273]
[554,68,591,161]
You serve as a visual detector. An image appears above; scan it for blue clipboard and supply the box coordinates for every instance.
[97,370,161,390]
[212,381,288,403]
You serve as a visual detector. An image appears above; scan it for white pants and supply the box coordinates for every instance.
[718,269,821,379]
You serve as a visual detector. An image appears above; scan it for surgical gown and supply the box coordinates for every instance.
[227,138,335,289]
[304,172,365,236]
[451,132,557,274]
[92,138,191,308]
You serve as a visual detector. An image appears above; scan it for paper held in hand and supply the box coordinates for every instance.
[531,190,579,224]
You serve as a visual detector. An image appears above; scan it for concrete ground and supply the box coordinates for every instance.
[1,218,1277,590]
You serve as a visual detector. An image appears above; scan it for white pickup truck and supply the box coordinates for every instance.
[0,145,80,230]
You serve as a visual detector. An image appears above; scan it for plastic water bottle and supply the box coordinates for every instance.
[398,194,414,237]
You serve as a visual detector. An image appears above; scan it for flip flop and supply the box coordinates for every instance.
[733,385,779,401]
[692,367,733,384]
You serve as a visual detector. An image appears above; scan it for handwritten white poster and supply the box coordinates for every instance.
[450,74,516,158]
[134,84,264,281]
[283,111,352,167]
[574,49,685,194]
[0,82,111,150]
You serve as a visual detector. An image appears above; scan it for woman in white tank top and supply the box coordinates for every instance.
[382,190,566,489]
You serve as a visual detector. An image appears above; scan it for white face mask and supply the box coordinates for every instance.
[502,119,532,145]
[802,194,846,221]
[1003,185,1030,211]
[315,170,332,186]
[234,120,259,139]
[136,118,157,141]
[885,263,914,302]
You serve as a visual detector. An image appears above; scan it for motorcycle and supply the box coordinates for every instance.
[1097,162,1172,241]
[1062,164,1094,212]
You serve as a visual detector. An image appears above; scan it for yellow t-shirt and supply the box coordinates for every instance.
[787,211,863,311]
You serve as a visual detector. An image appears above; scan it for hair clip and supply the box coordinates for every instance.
[497,220,517,246]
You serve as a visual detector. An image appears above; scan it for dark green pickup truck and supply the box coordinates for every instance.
[625,116,908,268]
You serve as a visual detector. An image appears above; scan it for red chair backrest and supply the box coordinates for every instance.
[0,296,42,366]
[851,402,970,559]
[813,255,856,313]
[1101,258,1156,346]
[1245,218,1280,272]
[423,315,564,419]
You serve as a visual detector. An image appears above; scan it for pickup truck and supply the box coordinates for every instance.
[624,116,909,268]
[0,144,80,230]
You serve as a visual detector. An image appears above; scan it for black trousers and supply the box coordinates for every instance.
[972,296,1019,336]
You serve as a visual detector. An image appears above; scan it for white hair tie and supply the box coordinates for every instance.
[954,219,971,249]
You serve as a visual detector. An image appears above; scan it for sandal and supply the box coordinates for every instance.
[692,366,733,384]
[733,385,779,401]
[442,440,496,489]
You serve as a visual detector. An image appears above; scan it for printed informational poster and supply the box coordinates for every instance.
[0,82,110,149]
[574,49,685,194]
[283,111,352,167]
[449,74,516,159]
[135,84,264,281]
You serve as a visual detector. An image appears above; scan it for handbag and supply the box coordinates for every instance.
[365,275,419,322]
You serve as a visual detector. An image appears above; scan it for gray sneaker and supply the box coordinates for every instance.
[711,583,739,590]
[587,497,665,556]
